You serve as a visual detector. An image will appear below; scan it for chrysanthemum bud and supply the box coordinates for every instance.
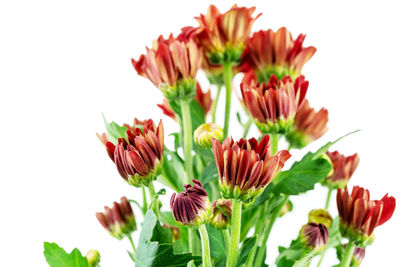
[351,246,366,266]
[212,135,290,204]
[209,199,232,229]
[163,224,181,242]
[308,209,333,228]
[337,186,396,245]
[322,151,359,189]
[194,123,224,148]
[96,197,137,240]
[170,179,211,227]
[299,223,329,252]
[86,250,100,267]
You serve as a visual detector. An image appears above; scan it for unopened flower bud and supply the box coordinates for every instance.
[209,199,232,229]
[96,196,137,240]
[163,224,181,242]
[170,179,211,227]
[351,246,366,266]
[194,123,224,148]
[299,223,329,252]
[322,151,359,189]
[86,250,100,267]
[308,209,333,228]
[279,200,293,217]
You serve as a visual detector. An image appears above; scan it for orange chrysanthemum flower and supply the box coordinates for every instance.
[193,5,261,64]
[337,186,396,245]
[242,27,316,81]
[285,100,328,149]
[241,70,308,134]
[132,35,202,99]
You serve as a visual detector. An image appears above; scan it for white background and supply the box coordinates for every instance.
[1,0,400,266]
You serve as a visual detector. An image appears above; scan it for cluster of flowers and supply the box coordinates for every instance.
[91,4,395,267]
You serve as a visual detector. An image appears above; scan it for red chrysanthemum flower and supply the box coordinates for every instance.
[337,186,396,245]
[96,196,137,240]
[157,82,212,121]
[132,35,202,99]
[241,70,308,134]
[242,27,316,81]
[212,135,291,203]
[285,100,329,149]
[323,151,359,189]
[104,119,164,187]
[193,5,261,64]
[170,179,211,226]
[300,223,329,251]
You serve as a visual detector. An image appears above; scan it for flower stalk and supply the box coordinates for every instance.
[223,61,234,137]
[339,242,356,267]
[180,98,193,185]
[211,84,222,122]
[325,188,333,210]
[226,199,242,267]
[198,224,212,267]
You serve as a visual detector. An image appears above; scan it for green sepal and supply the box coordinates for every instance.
[255,116,294,135]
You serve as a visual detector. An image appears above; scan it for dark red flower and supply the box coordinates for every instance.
[96,196,137,240]
[300,223,329,251]
[105,119,164,187]
[212,135,291,203]
[323,151,359,188]
[242,27,316,81]
[170,179,211,226]
[241,70,308,134]
[286,100,329,149]
[337,186,396,244]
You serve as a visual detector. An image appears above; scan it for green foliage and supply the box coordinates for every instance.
[135,211,201,267]
[170,99,205,132]
[159,212,189,253]
[238,236,257,266]
[200,162,219,185]
[102,113,128,144]
[43,242,89,267]
[158,149,186,192]
[273,149,332,196]
[206,224,226,260]
[275,240,305,267]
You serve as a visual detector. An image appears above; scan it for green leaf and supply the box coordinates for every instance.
[43,242,89,267]
[238,236,257,266]
[136,211,200,267]
[206,224,226,260]
[275,241,305,267]
[200,162,219,185]
[328,217,342,248]
[102,113,128,144]
[158,149,186,192]
[273,151,332,195]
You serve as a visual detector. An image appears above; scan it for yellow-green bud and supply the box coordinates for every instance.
[308,209,333,228]
[194,123,224,148]
[209,199,232,229]
[86,250,100,267]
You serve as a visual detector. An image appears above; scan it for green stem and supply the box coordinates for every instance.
[198,224,212,267]
[141,186,148,215]
[270,134,279,155]
[222,229,231,255]
[223,62,234,137]
[316,249,326,267]
[211,84,222,123]
[180,98,193,185]
[147,182,159,218]
[242,117,253,138]
[253,195,289,266]
[128,234,136,254]
[325,188,333,210]
[293,252,315,267]
[339,242,356,267]
[226,199,242,267]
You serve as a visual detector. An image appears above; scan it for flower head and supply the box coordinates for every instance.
[212,135,291,203]
[104,119,164,187]
[209,199,232,229]
[157,83,212,121]
[323,151,359,189]
[241,71,308,134]
[170,179,211,227]
[194,5,261,64]
[308,209,333,228]
[194,122,224,148]
[337,186,396,245]
[242,27,316,81]
[86,250,100,267]
[299,223,329,252]
[285,100,328,149]
[132,35,202,100]
[96,197,137,240]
